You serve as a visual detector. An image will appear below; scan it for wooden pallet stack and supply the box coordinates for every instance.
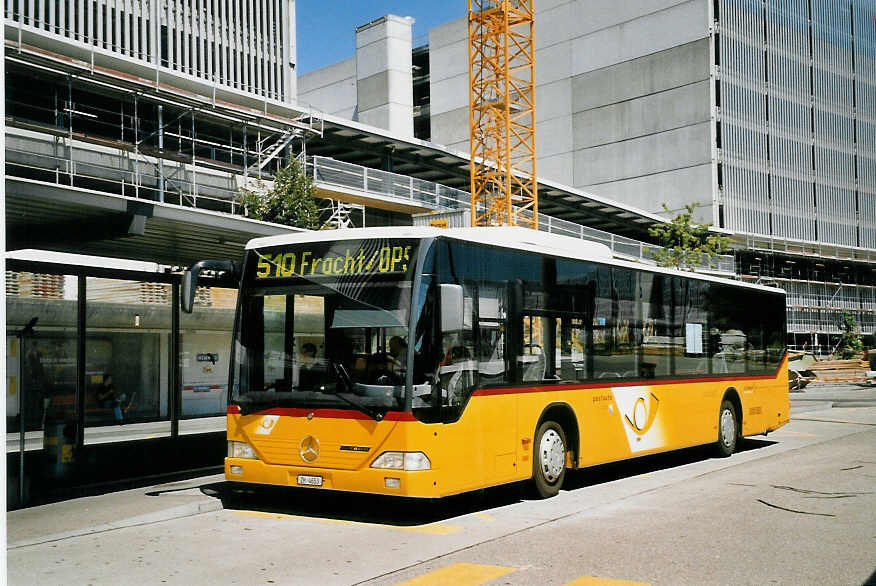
[87,279,171,304]
[6,271,66,299]
[808,358,870,383]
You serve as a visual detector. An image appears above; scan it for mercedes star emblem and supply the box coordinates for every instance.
[299,435,320,463]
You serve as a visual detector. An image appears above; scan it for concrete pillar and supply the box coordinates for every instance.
[355,14,414,137]
[286,0,298,100]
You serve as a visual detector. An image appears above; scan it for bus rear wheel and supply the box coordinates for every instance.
[716,399,739,457]
[532,420,567,498]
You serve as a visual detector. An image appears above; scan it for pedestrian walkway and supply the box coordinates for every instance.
[6,473,225,549]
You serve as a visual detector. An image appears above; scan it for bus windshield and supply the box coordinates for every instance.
[231,239,420,417]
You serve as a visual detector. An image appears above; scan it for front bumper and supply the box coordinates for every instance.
[225,457,440,497]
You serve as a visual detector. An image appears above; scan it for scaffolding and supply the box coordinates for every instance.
[5,47,321,214]
[738,248,875,341]
[320,200,365,230]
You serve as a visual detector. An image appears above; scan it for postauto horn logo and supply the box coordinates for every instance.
[612,387,664,453]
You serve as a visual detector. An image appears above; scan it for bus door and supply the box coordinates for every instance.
[474,283,517,483]
[436,281,518,488]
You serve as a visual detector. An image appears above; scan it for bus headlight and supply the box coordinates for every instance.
[371,451,431,471]
[227,441,258,459]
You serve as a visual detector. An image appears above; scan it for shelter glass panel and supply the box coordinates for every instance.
[6,270,78,506]
[6,271,78,434]
[84,277,171,441]
[180,286,237,426]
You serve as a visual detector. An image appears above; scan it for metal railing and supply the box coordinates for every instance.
[307,156,471,210]
[306,156,736,274]
[6,146,245,215]
[6,138,735,274]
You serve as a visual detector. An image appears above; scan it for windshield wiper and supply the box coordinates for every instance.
[235,392,288,415]
[328,360,384,421]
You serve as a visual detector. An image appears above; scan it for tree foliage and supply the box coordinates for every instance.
[648,203,731,270]
[837,311,864,359]
[236,158,321,229]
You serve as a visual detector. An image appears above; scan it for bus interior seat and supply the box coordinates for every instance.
[560,360,576,380]
[521,345,546,382]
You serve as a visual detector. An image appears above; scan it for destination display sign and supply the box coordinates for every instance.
[251,239,418,281]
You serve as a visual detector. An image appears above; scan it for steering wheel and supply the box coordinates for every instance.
[330,361,355,392]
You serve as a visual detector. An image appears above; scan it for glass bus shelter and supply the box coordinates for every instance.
[6,251,237,508]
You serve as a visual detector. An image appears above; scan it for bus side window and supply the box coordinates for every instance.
[520,314,548,382]
[592,267,639,379]
[477,285,507,386]
[438,283,478,409]
[640,273,672,378]
[557,317,580,380]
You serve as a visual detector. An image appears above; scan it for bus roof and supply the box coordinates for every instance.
[247,226,613,261]
[246,227,784,295]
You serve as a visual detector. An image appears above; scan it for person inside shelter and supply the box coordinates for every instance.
[96,375,128,424]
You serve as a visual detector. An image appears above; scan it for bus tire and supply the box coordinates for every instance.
[716,399,738,457]
[532,420,567,498]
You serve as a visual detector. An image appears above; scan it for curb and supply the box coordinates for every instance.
[8,498,224,550]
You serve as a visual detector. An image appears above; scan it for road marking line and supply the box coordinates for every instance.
[472,512,494,521]
[564,577,651,586]
[395,563,516,586]
[231,510,461,534]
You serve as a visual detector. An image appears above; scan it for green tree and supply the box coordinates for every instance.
[837,311,864,359]
[236,158,321,229]
[648,203,731,270]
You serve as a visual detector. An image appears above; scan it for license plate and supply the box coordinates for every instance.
[297,474,323,486]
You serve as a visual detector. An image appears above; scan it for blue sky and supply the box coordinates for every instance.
[296,1,465,74]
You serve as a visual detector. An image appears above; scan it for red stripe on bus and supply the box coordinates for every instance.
[472,369,785,397]
[384,412,417,421]
[225,405,414,421]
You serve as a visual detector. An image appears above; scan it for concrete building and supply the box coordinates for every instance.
[302,1,876,349]
[6,0,299,104]
[298,15,415,137]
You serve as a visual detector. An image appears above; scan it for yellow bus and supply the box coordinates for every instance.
[184,227,789,499]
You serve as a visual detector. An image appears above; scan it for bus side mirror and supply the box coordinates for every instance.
[440,284,464,333]
[182,260,236,313]
[181,270,196,314]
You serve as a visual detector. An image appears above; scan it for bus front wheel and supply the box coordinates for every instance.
[716,400,739,457]
[532,420,567,498]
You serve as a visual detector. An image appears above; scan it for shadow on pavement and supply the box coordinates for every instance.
[144,481,226,497]
[197,438,777,526]
[562,438,775,492]
[203,481,524,526]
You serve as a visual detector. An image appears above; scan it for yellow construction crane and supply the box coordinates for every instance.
[468,0,537,228]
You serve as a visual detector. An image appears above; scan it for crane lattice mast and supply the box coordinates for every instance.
[468,0,537,228]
